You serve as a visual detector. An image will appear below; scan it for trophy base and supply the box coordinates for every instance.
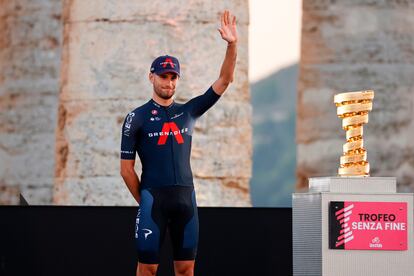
[293,177,414,276]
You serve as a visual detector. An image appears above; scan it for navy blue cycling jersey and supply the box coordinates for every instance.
[120,86,220,189]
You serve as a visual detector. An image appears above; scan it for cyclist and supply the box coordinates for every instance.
[120,10,238,276]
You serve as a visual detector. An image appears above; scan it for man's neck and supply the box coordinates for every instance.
[152,92,174,107]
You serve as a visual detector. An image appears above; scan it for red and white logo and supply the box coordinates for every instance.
[151,109,158,115]
[161,58,175,68]
[147,122,188,144]
[335,204,355,247]
[158,122,184,145]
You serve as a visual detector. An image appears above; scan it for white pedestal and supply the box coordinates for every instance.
[292,177,414,276]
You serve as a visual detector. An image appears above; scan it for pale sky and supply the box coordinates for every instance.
[249,0,302,82]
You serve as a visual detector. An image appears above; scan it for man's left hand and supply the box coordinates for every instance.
[218,10,238,44]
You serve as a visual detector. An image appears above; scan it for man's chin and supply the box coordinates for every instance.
[159,93,174,100]
[160,91,175,99]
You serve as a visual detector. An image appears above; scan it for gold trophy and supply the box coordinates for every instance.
[334,90,374,176]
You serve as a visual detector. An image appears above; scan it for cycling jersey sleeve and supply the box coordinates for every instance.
[120,111,141,160]
[186,86,221,118]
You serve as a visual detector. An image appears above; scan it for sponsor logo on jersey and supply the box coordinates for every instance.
[147,122,188,145]
[123,112,135,136]
[151,109,158,115]
[171,112,183,120]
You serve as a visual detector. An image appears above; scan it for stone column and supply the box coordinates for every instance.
[0,0,62,204]
[297,0,414,191]
[54,0,251,206]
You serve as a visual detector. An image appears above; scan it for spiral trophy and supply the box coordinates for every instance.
[334,90,374,176]
[294,90,412,276]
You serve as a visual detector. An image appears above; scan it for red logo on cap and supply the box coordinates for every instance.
[162,58,175,68]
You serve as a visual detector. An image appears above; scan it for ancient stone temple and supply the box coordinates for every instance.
[297,0,414,191]
[0,0,62,204]
[0,0,251,206]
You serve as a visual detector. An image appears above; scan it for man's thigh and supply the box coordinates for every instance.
[135,189,167,264]
[169,187,199,261]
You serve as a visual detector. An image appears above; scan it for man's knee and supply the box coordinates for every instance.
[174,260,195,276]
[137,263,158,276]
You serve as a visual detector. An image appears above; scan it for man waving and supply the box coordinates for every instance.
[120,10,238,276]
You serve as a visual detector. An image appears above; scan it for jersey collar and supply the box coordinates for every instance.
[150,99,175,109]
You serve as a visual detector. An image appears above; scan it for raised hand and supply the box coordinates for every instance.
[217,10,238,44]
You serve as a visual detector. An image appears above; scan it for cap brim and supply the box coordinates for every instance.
[155,69,180,76]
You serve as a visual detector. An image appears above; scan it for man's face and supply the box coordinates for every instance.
[149,72,179,100]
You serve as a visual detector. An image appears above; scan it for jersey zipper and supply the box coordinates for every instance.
[163,107,178,185]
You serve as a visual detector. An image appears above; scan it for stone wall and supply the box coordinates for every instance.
[53,0,251,206]
[297,0,414,191]
[0,0,62,204]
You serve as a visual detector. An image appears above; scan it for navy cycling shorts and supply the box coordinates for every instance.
[134,186,199,264]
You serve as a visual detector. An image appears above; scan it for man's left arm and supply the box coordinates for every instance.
[212,10,238,95]
[185,10,238,118]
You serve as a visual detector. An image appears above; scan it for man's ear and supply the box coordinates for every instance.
[149,72,154,84]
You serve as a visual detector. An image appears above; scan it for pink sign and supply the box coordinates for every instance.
[329,201,408,250]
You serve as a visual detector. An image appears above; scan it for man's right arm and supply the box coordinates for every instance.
[120,111,141,204]
[120,159,141,204]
